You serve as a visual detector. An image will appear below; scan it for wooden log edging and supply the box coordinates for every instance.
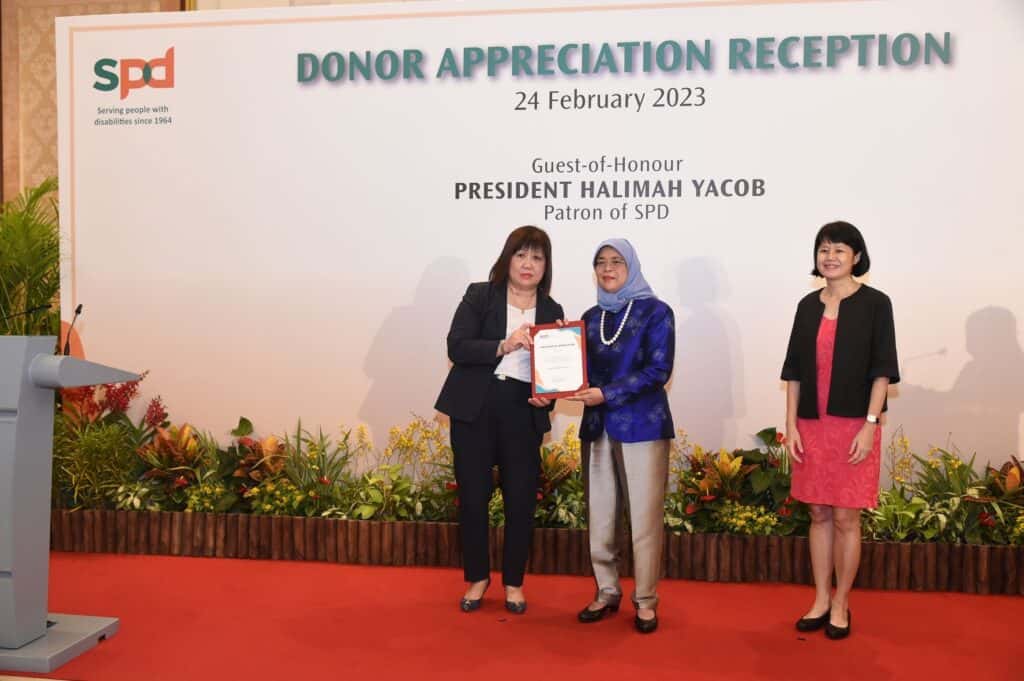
[48,510,1023,595]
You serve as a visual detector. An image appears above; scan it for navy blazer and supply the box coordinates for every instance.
[579,298,676,443]
[435,282,564,433]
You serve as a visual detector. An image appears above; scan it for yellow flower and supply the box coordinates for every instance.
[355,424,373,448]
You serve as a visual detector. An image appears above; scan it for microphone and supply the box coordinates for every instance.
[63,304,84,356]
[1,303,51,323]
[898,347,947,382]
[902,347,947,363]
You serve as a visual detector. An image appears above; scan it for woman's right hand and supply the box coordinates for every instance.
[786,426,804,463]
[502,322,533,354]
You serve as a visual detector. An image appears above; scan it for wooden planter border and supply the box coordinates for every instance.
[49,510,1023,595]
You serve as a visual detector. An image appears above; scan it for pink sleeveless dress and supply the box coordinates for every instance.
[792,316,881,509]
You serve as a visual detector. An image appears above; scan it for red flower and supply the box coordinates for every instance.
[536,491,544,501]
[777,506,792,517]
[685,503,698,515]
[63,385,96,403]
[699,495,716,502]
[172,475,189,489]
[979,512,996,528]
[775,432,786,444]
[445,481,458,491]
[100,379,142,414]
[784,496,794,506]
[318,476,331,485]
[238,436,255,449]
[143,396,168,428]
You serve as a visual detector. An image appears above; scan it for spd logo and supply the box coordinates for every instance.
[93,47,175,100]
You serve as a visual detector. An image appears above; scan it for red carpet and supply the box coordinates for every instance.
[17,552,1021,680]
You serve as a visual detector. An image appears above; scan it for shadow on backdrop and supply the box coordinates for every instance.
[672,257,746,450]
[359,257,470,455]
[895,306,1024,468]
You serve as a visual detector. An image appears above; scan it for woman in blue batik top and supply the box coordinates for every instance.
[568,238,675,635]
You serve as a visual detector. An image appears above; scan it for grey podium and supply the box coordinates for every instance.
[1,335,138,673]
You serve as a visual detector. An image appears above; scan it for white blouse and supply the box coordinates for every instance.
[494,305,535,383]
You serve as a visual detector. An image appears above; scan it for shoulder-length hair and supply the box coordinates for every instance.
[488,225,553,294]
[811,221,871,277]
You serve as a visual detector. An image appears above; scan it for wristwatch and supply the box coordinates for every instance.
[866,414,879,424]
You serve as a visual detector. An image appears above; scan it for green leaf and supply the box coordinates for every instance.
[736,448,765,464]
[230,417,254,438]
[215,493,239,513]
[355,504,377,519]
[755,428,777,446]
[750,469,771,494]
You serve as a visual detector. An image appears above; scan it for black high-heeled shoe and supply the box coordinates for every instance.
[459,578,490,613]
[634,611,658,634]
[825,611,851,640]
[577,600,620,623]
[504,587,527,615]
[795,609,831,632]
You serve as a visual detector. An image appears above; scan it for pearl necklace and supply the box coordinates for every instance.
[600,299,634,346]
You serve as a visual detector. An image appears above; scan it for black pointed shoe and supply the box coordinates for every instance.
[634,612,658,634]
[795,609,831,632]
[459,578,490,613]
[825,611,851,640]
[504,599,528,614]
[577,600,620,623]
[504,587,528,615]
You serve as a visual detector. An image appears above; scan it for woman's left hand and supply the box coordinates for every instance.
[567,387,605,407]
[848,423,877,464]
[527,396,552,408]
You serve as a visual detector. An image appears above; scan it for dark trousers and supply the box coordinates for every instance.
[451,376,542,587]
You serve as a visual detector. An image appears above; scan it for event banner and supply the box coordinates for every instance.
[57,0,1024,460]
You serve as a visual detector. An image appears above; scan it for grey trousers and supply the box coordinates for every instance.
[583,433,670,610]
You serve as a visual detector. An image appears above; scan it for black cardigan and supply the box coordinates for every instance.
[434,281,564,433]
[781,284,899,419]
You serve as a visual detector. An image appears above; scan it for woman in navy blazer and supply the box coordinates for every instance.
[435,226,564,614]
[570,238,675,634]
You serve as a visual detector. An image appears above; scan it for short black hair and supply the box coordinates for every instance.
[489,225,553,294]
[811,221,870,277]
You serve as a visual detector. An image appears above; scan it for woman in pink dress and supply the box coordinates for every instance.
[781,221,899,640]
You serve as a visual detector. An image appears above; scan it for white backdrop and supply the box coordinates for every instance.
[56,0,1024,463]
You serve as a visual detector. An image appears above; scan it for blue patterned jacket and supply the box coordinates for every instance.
[579,297,676,443]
